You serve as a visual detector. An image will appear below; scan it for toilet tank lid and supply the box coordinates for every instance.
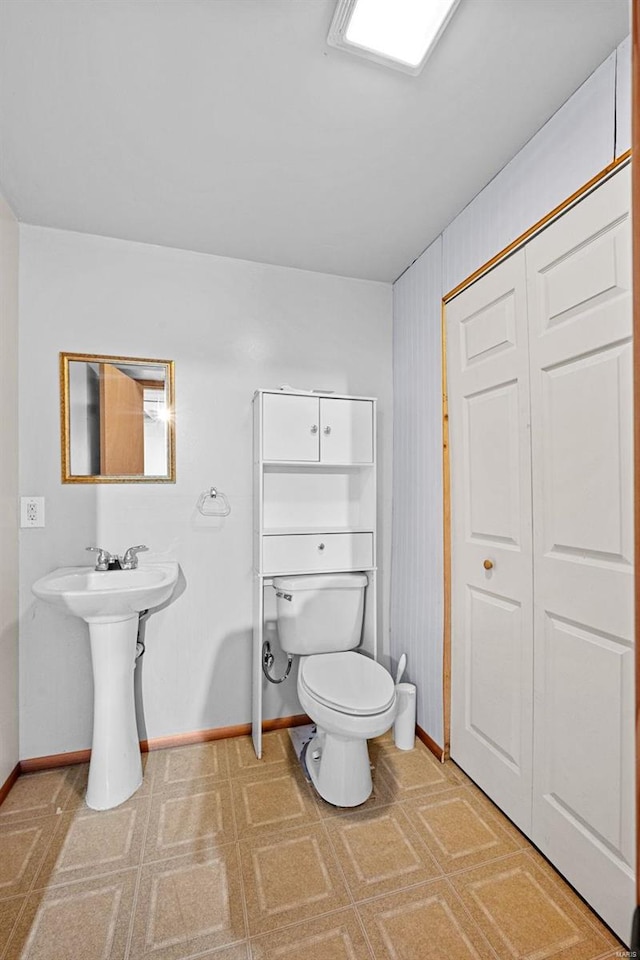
[273,573,368,591]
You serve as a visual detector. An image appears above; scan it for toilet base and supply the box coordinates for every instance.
[305,729,372,807]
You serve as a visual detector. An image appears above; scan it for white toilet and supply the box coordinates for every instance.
[274,572,397,807]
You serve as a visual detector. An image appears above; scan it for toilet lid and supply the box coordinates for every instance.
[299,651,395,716]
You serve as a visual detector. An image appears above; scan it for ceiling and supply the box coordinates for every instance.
[0,0,630,282]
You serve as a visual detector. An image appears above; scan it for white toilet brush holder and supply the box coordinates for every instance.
[394,682,416,750]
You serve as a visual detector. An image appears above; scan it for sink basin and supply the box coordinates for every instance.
[32,562,178,621]
[32,560,179,810]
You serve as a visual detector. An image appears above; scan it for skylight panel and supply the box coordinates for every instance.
[328,0,460,75]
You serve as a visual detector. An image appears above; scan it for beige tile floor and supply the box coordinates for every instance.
[0,731,625,960]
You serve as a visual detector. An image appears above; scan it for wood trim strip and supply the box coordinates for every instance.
[140,713,311,752]
[441,300,452,761]
[416,725,445,763]
[20,750,91,773]
[17,714,312,773]
[633,0,640,910]
[443,151,631,305]
[0,764,20,806]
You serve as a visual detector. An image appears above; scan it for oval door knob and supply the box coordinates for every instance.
[483,559,494,570]
[324,426,331,435]
[310,425,318,434]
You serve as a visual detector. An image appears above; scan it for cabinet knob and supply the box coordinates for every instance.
[318,543,325,551]
[324,426,331,435]
[310,425,318,434]
[483,559,494,570]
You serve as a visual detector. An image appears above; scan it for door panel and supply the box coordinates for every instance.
[448,249,534,833]
[465,381,521,545]
[540,614,633,857]
[467,587,523,768]
[540,343,632,562]
[527,166,634,941]
[462,290,516,366]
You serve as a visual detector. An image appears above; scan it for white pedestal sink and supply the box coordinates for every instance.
[32,562,179,810]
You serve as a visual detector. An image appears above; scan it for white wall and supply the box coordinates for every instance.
[18,227,392,760]
[0,190,19,786]
[391,39,629,747]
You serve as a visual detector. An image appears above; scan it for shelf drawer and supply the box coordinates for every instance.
[262,532,373,575]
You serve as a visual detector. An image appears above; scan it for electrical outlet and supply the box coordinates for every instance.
[21,497,45,528]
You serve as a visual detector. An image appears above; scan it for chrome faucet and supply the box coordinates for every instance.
[86,547,121,571]
[120,544,148,570]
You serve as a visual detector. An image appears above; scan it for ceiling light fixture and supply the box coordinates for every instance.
[327,0,460,76]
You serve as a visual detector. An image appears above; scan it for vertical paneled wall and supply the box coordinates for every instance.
[391,39,629,748]
[0,190,19,788]
[616,35,631,155]
[391,238,443,744]
[442,52,616,294]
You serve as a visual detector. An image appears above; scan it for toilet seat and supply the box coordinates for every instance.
[299,651,395,717]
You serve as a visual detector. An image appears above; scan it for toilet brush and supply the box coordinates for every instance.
[394,653,416,750]
[395,653,407,685]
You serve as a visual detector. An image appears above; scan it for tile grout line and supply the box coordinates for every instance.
[230,739,266,949]
[0,765,85,959]
[0,897,30,960]
[316,813,358,909]
[247,904,374,954]
[440,872,503,960]
[234,840,251,946]
[390,796,448,882]
[122,765,155,960]
[16,764,83,903]
[519,849,625,952]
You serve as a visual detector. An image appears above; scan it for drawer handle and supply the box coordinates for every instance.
[318,543,325,551]
[310,424,318,434]
[323,426,331,435]
[483,559,494,570]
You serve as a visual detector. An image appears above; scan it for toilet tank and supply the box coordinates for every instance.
[273,573,368,655]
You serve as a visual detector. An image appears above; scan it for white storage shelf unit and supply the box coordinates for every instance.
[252,389,378,757]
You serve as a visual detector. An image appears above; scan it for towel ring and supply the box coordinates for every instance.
[197,487,231,517]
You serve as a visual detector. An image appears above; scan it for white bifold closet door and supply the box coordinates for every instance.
[447,250,534,836]
[526,166,634,939]
[448,166,634,942]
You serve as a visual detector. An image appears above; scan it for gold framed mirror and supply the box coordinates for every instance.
[60,352,175,483]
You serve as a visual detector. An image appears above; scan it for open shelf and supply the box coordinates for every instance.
[262,460,374,469]
[262,526,375,536]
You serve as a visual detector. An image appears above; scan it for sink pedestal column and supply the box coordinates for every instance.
[86,614,142,810]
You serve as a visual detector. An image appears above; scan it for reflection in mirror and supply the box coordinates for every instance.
[61,353,175,483]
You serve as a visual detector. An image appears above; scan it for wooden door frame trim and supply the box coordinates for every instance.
[632,0,639,912]
[441,150,632,763]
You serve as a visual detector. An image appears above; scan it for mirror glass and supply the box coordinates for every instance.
[60,353,175,483]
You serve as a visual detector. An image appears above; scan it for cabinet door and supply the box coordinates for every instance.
[262,394,319,461]
[320,398,373,463]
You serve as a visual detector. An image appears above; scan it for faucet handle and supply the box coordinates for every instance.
[121,544,148,569]
[86,546,112,571]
